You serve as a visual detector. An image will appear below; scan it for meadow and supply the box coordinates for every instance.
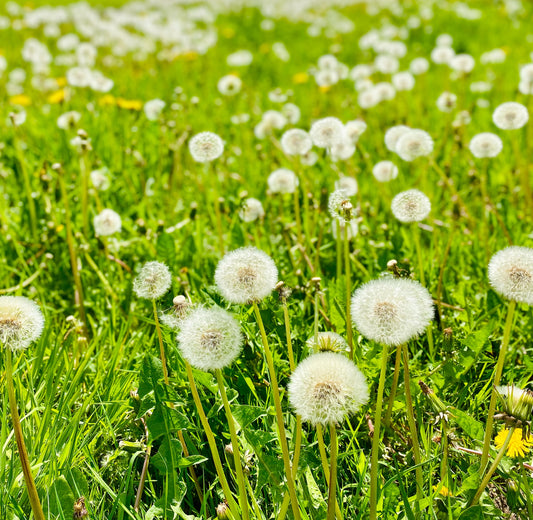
[1,0,533,519]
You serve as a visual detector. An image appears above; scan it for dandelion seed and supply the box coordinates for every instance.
[391,189,431,223]
[351,278,434,346]
[189,131,224,163]
[488,246,533,304]
[0,296,44,351]
[215,247,278,304]
[93,208,121,236]
[177,306,243,371]
[288,351,369,426]
[133,261,172,300]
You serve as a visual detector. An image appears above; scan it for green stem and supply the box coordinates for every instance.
[480,300,517,472]
[316,424,343,519]
[153,299,169,385]
[184,361,239,517]
[384,344,402,426]
[5,348,45,520]
[471,426,515,505]
[293,188,303,244]
[402,343,424,504]
[215,370,250,520]
[369,345,389,520]
[336,220,342,281]
[80,150,90,238]
[522,461,533,519]
[252,302,301,520]
[327,424,338,520]
[283,300,295,371]
[344,224,353,359]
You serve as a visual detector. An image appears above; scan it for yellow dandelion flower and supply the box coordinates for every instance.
[495,428,533,458]
[292,72,309,84]
[116,98,142,110]
[47,90,66,104]
[56,77,68,87]
[432,484,453,497]
[99,94,116,107]
[9,94,31,107]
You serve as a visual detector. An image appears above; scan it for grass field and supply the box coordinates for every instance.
[1,0,533,519]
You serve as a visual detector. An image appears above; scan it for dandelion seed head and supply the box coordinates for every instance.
[217,74,242,96]
[0,296,44,351]
[492,102,529,130]
[344,120,367,142]
[267,168,299,194]
[93,208,121,236]
[288,352,369,426]
[372,161,398,183]
[280,128,312,156]
[189,131,224,163]
[215,247,278,304]
[395,129,434,161]
[469,132,503,158]
[177,307,243,371]
[133,261,172,300]
[384,125,410,152]
[351,278,434,346]
[328,189,353,222]
[449,53,475,73]
[334,176,358,197]
[309,117,344,148]
[391,189,431,222]
[144,99,165,120]
[436,92,457,113]
[488,246,533,304]
[239,197,265,222]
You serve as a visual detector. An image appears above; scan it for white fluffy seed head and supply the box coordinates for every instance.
[144,99,165,121]
[217,74,242,96]
[189,131,224,163]
[306,332,349,354]
[449,53,475,73]
[0,296,44,351]
[288,352,369,426]
[328,189,353,222]
[372,161,398,182]
[280,128,312,156]
[395,129,434,161]
[488,246,533,304]
[267,168,299,194]
[436,91,457,112]
[93,208,121,236]
[215,247,278,304]
[384,125,410,152]
[351,278,434,346]
[431,46,455,65]
[334,176,358,197]
[492,102,529,130]
[133,261,172,300]
[469,132,503,158]
[239,198,265,222]
[309,117,345,148]
[177,307,243,371]
[391,189,431,222]
[344,120,367,142]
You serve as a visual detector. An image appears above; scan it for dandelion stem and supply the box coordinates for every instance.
[401,343,424,505]
[184,361,239,518]
[369,344,389,520]
[384,344,402,426]
[344,224,353,359]
[472,426,515,505]
[215,369,250,520]
[521,461,533,519]
[293,188,303,244]
[316,424,343,519]
[5,348,45,520]
[80,149,90,238]
[252,302,301,520]
[336,220,342,280]
[480,299,517,472]
[327,424,338,520]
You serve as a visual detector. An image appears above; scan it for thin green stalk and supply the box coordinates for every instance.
[402,343,424,504]
[521,461,533,519]
[384,344,402,426]
[5,348,45,520]
[252,302,301,520]
[440,420,449,484]
[336,220,342,280]
[327,424,338,520]
[84,251,118,300]
[369,344,390,520]
[282,299,295,371]
[480,300,517,472]
[293,188,303,244]
[471,426,515,505]
[316,424,343,519]
[344,224,353,359]
[184,361,239,518]
[80,150,90,238]
[215,369,250,520]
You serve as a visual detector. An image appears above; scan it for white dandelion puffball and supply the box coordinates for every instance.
[215,247,278,304]
[280,129,312,156]
[217,74,242,96]
[436,92,457,113]
[384,125,410,152]
[373,161,398,183]
[492,102,529,130]
[488,246,533,304]
[449,53,475,74]
[431,46,455,65]
[288,352,369,426]
[306,332,349,354]
[144,99,165,121]
[189,131,224,163]
[133,261,172,300]
[329,139,356,161]
[469,132,503,158]
[0,296,44,351]
[177,307,243,371]
[391,189,431,222]
[239,197,265,222]
[57,110,81,130]
[93,208,121,236]
[351,278,434,346]
[395,129,434,161]
[267,168,299,194]
[328,189,353,222]
[410,57,429,75]
[392,71,415,91]
[309,117,345,148]
[335,176,358,197]
[344,120,367,142]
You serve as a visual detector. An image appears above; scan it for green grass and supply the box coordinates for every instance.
[1,0,533,519]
